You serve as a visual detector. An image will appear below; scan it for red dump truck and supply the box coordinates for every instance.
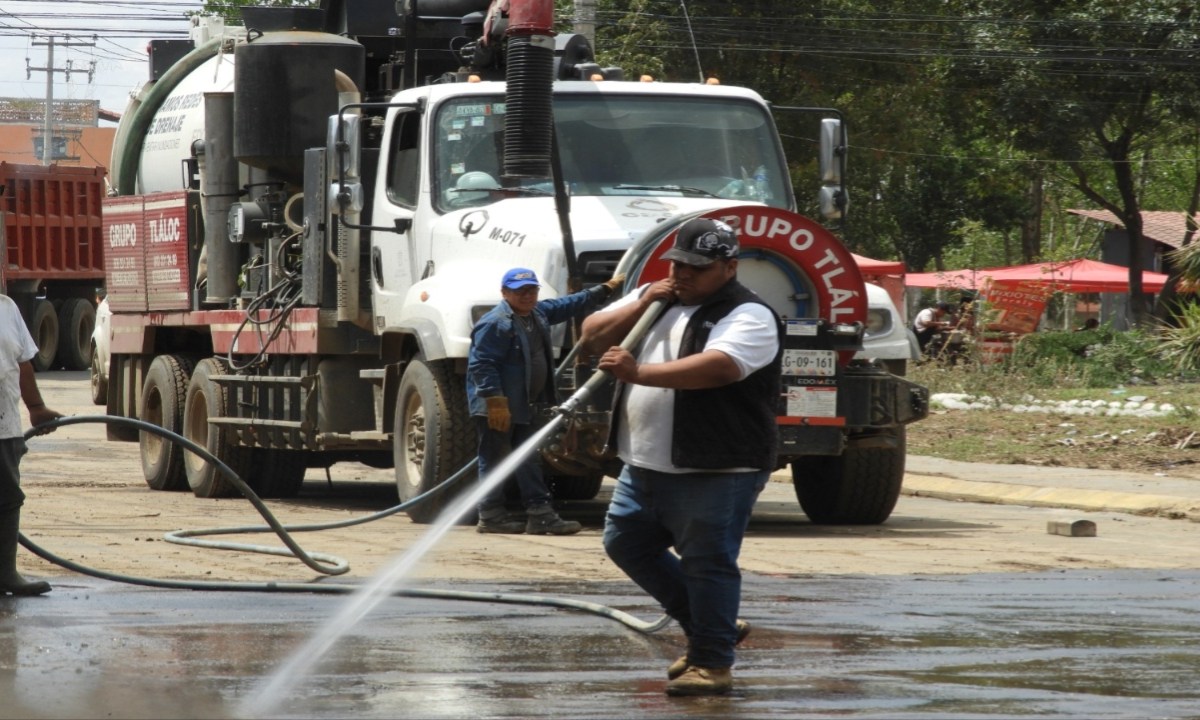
[0,162,106,371]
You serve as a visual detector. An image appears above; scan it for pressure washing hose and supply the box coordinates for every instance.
[18,412,669,633]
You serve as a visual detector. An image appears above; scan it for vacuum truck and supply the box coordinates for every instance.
[97,0,927,524]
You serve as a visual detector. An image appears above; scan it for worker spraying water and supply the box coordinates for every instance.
[237,288,670,718]
[582,218,780,696]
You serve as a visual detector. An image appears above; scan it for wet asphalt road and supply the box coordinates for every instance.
[4,570,1200,719]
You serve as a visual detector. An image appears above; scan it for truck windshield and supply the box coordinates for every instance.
[433,94,791,212]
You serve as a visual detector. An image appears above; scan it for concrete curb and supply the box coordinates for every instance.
[902,473,1200,521]
[775,455,1200,522]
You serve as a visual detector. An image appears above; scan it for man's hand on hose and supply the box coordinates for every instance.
[27,405,63,436]
[485,396,511,433]
[598,347,639,384]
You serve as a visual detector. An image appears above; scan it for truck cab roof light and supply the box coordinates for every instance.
[705,77,720,85]
[640,75,654,82]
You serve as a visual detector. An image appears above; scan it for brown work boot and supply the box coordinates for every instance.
[525,505,581,535]
[666,665,733,696]
[667,619,750,680]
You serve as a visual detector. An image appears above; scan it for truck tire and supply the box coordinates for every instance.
[56,298,95,371]
[247,448,308,498]
[89,343,107,405]
[792,427,906,525]
[548,473,604,501]
[393,358,474,524]
[183,358,253,499]
[139,354,195,491]
[28,300,59,372]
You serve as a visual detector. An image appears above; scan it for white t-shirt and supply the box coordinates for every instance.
[599,285,779,473]
[0,295,38,440]
[913,307,940,332]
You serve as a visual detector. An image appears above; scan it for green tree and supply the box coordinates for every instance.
[947,1,1200,325]
[201,0,316,25]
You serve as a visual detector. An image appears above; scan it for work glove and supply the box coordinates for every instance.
[603,273,626,294]
[485,396,511,433]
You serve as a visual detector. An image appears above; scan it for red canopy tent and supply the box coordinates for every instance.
[906,258,1169,293]
[851,253,906,275]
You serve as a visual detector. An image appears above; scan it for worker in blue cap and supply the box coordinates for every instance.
[466,267,623,534]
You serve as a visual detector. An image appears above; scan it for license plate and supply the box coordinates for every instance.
[781,349,836,377]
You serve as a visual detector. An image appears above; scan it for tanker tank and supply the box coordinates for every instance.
[116,28,364,195]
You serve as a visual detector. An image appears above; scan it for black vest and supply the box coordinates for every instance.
[610,279,783,471]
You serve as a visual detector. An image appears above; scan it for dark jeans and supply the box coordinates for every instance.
[603,464,768,669]
[0,438,27,514]
[915,326,936,352]
[474,417,552,514]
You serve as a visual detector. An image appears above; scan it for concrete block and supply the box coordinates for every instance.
[1047,519,1097,537]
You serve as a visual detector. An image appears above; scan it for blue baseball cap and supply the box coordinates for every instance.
[502,268,540,290]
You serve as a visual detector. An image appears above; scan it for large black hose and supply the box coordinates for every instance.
[502,34,554,178]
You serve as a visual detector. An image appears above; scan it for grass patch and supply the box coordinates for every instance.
[905,332,1200,476]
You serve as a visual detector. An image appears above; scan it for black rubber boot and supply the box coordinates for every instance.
[0,510,51,596]
[525,505,581,535]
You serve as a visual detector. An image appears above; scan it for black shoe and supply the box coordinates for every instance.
[525,507,581,535]
[476,513,526,534]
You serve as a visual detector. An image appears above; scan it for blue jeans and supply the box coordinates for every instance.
[475,417,552,513]
[603,464,769,669]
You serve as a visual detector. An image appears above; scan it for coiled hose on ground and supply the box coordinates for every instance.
[18,415,670,634]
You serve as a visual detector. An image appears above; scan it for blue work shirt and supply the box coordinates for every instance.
[466,285,610,425]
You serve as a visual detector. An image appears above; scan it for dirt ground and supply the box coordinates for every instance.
[14,371,1200,588]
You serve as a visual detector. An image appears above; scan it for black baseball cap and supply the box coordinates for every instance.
[661,218,739,267]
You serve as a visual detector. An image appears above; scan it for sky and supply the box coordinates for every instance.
[0,1,206,119]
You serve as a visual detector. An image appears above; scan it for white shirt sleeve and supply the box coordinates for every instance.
[703,303,779,379]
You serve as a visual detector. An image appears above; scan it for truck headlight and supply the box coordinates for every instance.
[865,308,891,336]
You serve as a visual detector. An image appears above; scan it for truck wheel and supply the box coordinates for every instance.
[56,298,95,371]
[139,354,195,491]
[792,427,906,525]
[247,448,308,498]
[548,473,604,501]
[28,300,59,372]
[89,343,107,405]
[393,358,473,524]
[183,358,253,499]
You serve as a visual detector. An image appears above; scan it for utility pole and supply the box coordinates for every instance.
[573,0,595,48]
[26,35,97,166]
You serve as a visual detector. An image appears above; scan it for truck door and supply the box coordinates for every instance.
[371,108,421,325]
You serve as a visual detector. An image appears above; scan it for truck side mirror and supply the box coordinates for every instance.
[819,118,843,185]
[819,186,848,221]
[328,112,362,186]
